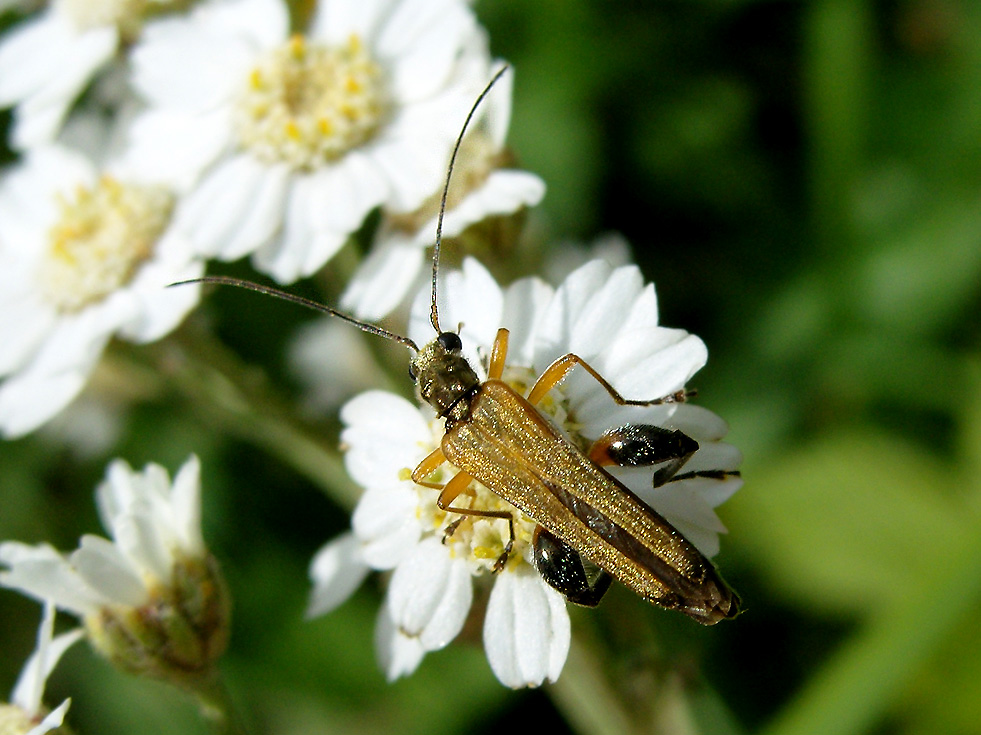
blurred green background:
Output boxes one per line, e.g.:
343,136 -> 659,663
3,1 -> 981,734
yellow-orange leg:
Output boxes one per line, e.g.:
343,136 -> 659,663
410,444 -> 515,571
411,447 -> 449,489
527,352 -> 689,408
488,328 -> 509,380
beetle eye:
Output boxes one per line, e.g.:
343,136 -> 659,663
437,332 -> 462,351
408,363 -> 417,381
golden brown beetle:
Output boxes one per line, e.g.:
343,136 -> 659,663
175,66 -> 740,623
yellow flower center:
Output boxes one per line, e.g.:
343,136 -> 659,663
235,34 -> 387,171
0,704 -> 37,735
40,176 -> 173,312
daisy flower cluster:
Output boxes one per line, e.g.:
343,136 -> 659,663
0,0 -> 542,438
0,0 -> 741,727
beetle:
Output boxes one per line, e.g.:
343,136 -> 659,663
174,66 -> 740,623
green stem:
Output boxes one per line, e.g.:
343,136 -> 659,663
113,323 -> 362,511
178,324 -> 362,510
192,670 -> 251,735
548,628 -> 643,735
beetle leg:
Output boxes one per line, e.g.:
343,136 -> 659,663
435,470 -> 516,572
410,447 -> 448,489
527,353 -> 689,408
533,526 -> 613,607
488,328 -> 510,380
589,424 -> 698,487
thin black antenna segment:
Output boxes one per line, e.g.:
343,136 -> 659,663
430,64 -> 510,334
169,276 -> 419,351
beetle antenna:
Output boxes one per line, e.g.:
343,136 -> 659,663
169,276 -> 419,352
430,64 -> 510,334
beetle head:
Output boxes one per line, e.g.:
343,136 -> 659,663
409,331 -> 480,423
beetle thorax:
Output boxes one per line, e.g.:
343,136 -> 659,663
410,333 -> 480,423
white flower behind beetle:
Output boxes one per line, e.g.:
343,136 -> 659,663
340,54 -> 546,320
0,144 -> 203,438
0,602 -> 83,735
0,456 -> 230,690
0,0 -> 185,148
308,257 -> 743,688
124,0 -> 488,283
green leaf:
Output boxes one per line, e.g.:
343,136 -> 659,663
725,429 -> 971,615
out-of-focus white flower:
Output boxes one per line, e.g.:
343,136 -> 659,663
542,231 -> 633,285
0,144 -> 203,438
39,391 -> 124,458
0,0 -> 183,148
287,317 -> 390,418
341,57 -> 546,320
0,456 -> 230,687
0,602 -> 83,735
308,257 -> 742,688
124,0 -> 489,283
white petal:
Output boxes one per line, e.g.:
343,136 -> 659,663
133,19 -> 255,112
168,454 -> 205,554
0,294 -> 57,378
306,153 -> 388,236
340,237 -> 426,321
176,154 -> 276,259
11,602 -> 83,715
386,537 -> 472,651
419,170 -> 545,245
26,698 -> 73,735
500,276 -> 554,367
0,14 -> 66,103
114,510 -> 172,583
70,535 -> 146,606
483,566 -> 570,688
374,603 -> 426,681
664,403 -> 732,443
0,13 -> 117,147
250,176 -> 321,283
341,392 -> 433,489
0,350 -> 103,439
533,259 -> 614,368
308,0 -> 390,44
368,130 -> 450,213
572,332 -> 707,422
351,486 -> 421,569
115,248 -> 205,344
133,0 -> 286,108
377,0 -> 477,101
0,542 -> 107,615
123,107 -> 232,189
224,164 -> 290,260
306,533 -> 371,618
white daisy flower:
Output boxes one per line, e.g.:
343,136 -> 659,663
340,54 -> 546,321
308,257 -> 742,688
0,455 -> 230,687
124,0 -> 488,283
0,602 -> 83,735
0,0 -> 183,149
0,144 -> 203,438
